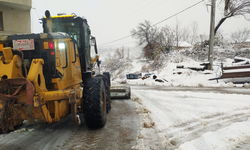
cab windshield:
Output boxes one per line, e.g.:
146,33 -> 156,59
52,21 -> 81,48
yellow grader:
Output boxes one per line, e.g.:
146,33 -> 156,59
0,11 -> 130,133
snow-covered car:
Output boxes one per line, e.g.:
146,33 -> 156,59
144,73 -> 152,77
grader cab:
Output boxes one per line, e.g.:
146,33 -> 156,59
0,11 -> 116,133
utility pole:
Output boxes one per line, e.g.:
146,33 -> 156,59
208,0 -> 216,70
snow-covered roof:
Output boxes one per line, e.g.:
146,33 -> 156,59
246,39 -> 250,42
174,41 -> 192,47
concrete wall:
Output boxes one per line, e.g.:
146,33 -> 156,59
0,0 -> 31,34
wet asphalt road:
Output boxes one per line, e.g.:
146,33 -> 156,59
131,85 -> 250,95
0,100 -> 140,150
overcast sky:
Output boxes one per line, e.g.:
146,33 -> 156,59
31,0 -> 250,48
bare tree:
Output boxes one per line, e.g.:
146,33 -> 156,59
199,33 -> 208,43
158,25 -> 174,53
190,21 -> 199,45
127,48 -> 130,59
131,20 -> 159,51
115,46 -> 125,59
174,19 -> 182,50
181,26 -> 190,43
230,27 -> 250,43
214,29 -> 225,46
215,0 -> 250,35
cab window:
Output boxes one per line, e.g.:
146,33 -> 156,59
0,12 -> 3,31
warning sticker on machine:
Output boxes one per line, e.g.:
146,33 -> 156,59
13,39 -> 35,50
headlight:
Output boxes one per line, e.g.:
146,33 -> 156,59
58,42 -> 66,50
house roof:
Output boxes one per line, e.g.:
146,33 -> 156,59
174,41 -> 192,47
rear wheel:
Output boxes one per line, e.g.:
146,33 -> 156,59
103,72 -> 111,86
102,73 -> 111,113
83,77 -> 107,128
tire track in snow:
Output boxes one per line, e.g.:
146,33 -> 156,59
161,107 -> 250,149
232,138 -> 250,150
132,89 -> 250,150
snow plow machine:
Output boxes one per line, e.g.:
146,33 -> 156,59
0,11 -> 130,133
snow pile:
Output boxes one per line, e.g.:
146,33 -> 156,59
132,96 -> 158,150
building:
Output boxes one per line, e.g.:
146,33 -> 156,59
143,43 -> 163,60
143,44 -> 154,59
0,0 -> 31,35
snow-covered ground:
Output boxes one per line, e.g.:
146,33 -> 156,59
111,57 -> 250,88
109,56 -> 250,149
101,45 -> 250,149
131,87 -> 250,150
103,47 -> 250,149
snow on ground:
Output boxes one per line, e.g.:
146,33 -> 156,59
105,47 -> 250,149
131,88 -> 250,150
111,57 -> 250,88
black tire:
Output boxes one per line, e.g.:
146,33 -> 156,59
83,77 -> 107,128
97,74 -> 111,113
103,73 -> 111,112
103,72 -> 111,86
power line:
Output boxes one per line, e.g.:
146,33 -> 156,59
99,0 -> 204,46
99,41 -> 136,48
99,35 -> 132,46
152,0 -> 204,26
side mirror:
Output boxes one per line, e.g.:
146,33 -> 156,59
90,37 -> 96,46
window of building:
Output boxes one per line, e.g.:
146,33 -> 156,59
0,12 -> 3,31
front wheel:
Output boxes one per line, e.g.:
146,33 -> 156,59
83,77 -> 107,128
100,74 -> 111,113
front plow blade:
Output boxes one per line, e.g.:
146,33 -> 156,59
110,86 -> 131,99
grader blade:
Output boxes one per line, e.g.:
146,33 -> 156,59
110,86 -> 131,99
